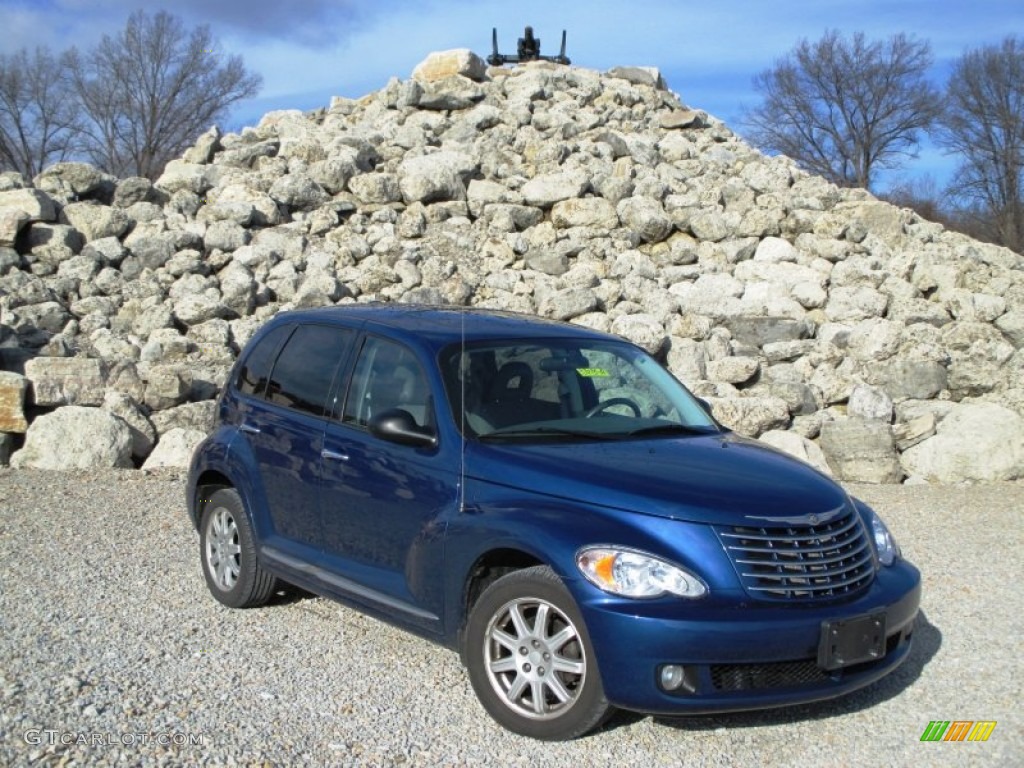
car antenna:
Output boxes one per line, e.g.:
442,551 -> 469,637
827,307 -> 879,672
459,306 -> 467,510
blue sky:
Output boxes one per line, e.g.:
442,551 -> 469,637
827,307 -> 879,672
2,0 -> 1022,191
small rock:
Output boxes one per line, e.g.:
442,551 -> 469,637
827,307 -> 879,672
848,384 -> 893,422
660,109 -> 704,129
892,413 -> 936,451
606,66 -> 665,89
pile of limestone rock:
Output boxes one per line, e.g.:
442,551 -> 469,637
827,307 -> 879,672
1,49 -> 1022,482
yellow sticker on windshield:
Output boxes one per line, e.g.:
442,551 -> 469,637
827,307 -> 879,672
576,367 -> 610,377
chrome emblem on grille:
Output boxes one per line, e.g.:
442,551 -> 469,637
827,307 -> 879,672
745,505 -> 845,526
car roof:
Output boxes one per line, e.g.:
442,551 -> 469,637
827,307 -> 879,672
266,303 -> 617,350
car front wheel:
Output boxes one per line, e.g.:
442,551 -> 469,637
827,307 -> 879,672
464,565 -> 613,740
199,488 -> 277,608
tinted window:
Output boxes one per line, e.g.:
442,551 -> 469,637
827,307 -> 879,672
343,337 -> 433,429
265,325 -> 354,417
236,325 -> 292,397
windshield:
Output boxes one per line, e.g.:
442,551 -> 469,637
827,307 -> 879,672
439,338 -> 720,441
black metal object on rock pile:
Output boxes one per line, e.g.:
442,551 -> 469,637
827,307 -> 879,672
488,25 -> 570,66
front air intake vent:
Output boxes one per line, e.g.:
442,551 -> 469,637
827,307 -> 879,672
717,510 -> 875,601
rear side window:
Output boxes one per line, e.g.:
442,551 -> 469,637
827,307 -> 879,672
264,325 -> 355,417
236,325 -> 292,397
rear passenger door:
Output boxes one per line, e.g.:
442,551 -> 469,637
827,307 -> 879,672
233,323 -> 355,550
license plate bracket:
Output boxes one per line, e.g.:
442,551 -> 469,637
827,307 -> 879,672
818,612 -> 886,671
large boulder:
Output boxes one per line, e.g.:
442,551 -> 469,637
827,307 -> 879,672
412,49 -> 488,83
0,207 -> 30,247
522,171 -> 588,208
24,357 -> 106,406
268,176 -> 329,210
10,406 -> 133,469
900,403 -> 1024,482
33,162 -> 111,198
819,419 -> 902,484
102,391 -> 157,460
60,201 -> 130,241
150,400 -> 217,436
0,188 -> 57,222
0,371 -> 29,433
397,152 -> 475,204
616,197 -> 673,243
706,397 -> 790,437
551,198 -> 619,229
757,430 -> 833,476
142,427 -> 206,469
416,75 -> 485,110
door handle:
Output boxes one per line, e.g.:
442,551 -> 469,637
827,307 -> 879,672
240,422 -> 261,435
321,449 -> 350,461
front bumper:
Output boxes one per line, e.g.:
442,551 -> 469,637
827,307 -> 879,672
580,561 -> 921,714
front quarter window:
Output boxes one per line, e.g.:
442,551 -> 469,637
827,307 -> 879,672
343,337 -> 435,432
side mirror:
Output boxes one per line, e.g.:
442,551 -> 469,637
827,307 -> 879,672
696,398 -> 713,415
368,409 -> 438,448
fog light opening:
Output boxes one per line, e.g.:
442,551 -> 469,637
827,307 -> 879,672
658,664 -> 699,695
659,664 -> 685,691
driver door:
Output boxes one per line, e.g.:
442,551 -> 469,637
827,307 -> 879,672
317,335 -> 458,632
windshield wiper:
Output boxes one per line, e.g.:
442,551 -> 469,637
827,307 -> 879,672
626,423 -> 717,437
478,426 -> 621,441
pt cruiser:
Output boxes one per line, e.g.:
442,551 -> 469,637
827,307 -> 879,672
186,305 -> 921,740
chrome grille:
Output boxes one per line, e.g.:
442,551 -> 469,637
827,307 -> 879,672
717,510 -> 875,600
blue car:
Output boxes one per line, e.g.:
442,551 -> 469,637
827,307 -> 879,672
186,304 -> 921,740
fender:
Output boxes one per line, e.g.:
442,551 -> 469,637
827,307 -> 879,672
439,476 -> 740,646
187,426 -> 271,541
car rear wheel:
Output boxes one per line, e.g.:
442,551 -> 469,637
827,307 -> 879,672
199,488 -> 277,608
464,565 -> 613,740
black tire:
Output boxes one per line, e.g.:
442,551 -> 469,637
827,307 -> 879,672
464,565 -> 613,740
199,488 -> 277,608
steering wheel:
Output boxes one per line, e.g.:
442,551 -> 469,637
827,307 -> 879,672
584,398 -> 642,418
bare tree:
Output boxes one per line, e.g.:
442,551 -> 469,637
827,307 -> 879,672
880,174 -> 950,225
938,36 -> 1024,253
0,47 -> 83,178
65,10 -> 261,179
744,31 -> 940,191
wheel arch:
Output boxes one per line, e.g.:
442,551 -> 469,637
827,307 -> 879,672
458,547 -> 546,655
190,469 -> 235,529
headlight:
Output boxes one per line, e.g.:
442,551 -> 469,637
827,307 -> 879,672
869,513 -> 900,566
576,547 -> 707,598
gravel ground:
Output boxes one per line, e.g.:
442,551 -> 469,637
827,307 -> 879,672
0,469 -> 1020,767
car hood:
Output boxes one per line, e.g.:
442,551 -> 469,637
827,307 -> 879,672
465,433 -> 851,525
